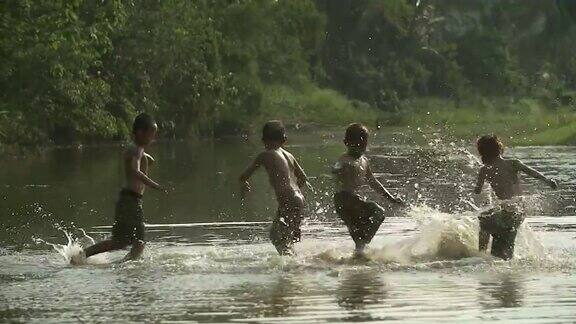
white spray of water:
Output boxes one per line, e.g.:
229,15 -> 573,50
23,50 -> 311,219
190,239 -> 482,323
372,206 -> 483,263
31,207 -> 569,272
377,204 -> 555,267
310,204 -> 552,269
33,227 -> 109,265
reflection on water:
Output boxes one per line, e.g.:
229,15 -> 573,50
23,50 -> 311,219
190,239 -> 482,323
231,275 -> 303,319
337,270 -> 388,322
0,129 -> 575,322
479,274 -> 524,309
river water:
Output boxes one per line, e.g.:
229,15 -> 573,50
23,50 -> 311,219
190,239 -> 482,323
1,129 -> 575,323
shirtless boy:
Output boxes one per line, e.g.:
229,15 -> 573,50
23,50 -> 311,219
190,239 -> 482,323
239,120 -> 308,255
474,135 -> 557,260
333,123 -> 404,257
72,113 -> 166,264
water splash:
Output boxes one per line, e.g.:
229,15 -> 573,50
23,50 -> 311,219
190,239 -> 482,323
373,206 -> 483,263
33,227 -> 108,265
29,207 -> 573,273
310,204 -> 564,271
370,204 -> 568,269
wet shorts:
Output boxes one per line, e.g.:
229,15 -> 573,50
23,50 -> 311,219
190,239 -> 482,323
270,204 -> 304,255
111,189 -> 145,245
479,207 -> 525,260
334,191 -> 386,246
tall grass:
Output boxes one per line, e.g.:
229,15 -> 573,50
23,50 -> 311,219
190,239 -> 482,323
388,97 -> 576,145
254,89 -> 576,146
260,84 -> 379,127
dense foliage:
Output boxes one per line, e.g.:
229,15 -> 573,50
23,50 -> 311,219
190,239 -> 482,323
319,0 -> 576,109
1,0 -> 576,144
0,0 -> 324,144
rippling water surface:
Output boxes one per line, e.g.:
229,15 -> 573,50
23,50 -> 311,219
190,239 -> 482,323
1,129 -> 575,322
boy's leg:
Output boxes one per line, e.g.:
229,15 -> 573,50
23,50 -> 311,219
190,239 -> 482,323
501,231 -> 518,260
270,209 -> 302,255
122,240 -> 145,262
85,240 -> 127,258
361,201 -> 386,245
341,212 -> 364,250
85,211 -> 143,261
334,192 -> 366,251
490,234 -> 505,259
270,221 -> 291,255
83,191 -> 131,259
351,202 -> 385,259
491,230 -> 517,260
348,202 -> 384,251
353,243 -> 368,259
121,219 -> 146,261
75,209 -> 130,263
478,210 -> 498,253
489,210 -> 522,260
478,217 -> 491,252
270,213 -> 289,255
478,229 -> 490,252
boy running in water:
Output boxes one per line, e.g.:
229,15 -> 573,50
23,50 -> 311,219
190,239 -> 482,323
72,113 -> 166,264
333,123 -> 404,258
474,135 -> 557,260
239,120 -> 308,255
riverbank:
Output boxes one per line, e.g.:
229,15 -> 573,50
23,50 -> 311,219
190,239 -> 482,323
380,97 -> 576,146
256,94 -> 576,146
1,92 -> 574,148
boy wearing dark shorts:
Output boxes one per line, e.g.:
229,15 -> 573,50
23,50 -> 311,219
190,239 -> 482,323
239,121 -> 309,255
112,189 -> 145,246
474,135 -> 557,260
333,124 -> 404,258
71,113 -> 166,264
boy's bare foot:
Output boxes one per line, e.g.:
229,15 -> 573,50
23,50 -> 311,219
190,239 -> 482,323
392,197 -> 405,205
277,245 -> 296,256
548,179 -> 558,190
70,250 -> 87,266
352,246 -> 370,261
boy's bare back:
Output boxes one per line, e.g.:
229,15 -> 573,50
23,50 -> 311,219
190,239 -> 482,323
242,147 -> 306,206
333,152 -> 401,204
475,157 -> 557,200
475,135 -> 557,201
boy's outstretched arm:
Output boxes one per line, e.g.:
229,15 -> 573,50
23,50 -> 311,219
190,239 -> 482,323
239,153 -> 263,198
366,163 -> 403,204
128,150 -> 164,191
514,160 -> 558,189
474,168 -> 486,195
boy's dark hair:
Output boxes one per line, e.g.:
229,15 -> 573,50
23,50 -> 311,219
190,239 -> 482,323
345,123 -> 369,143
133,113 -> 156,134
262,120 -> 286,142
477,134 -> 503,164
